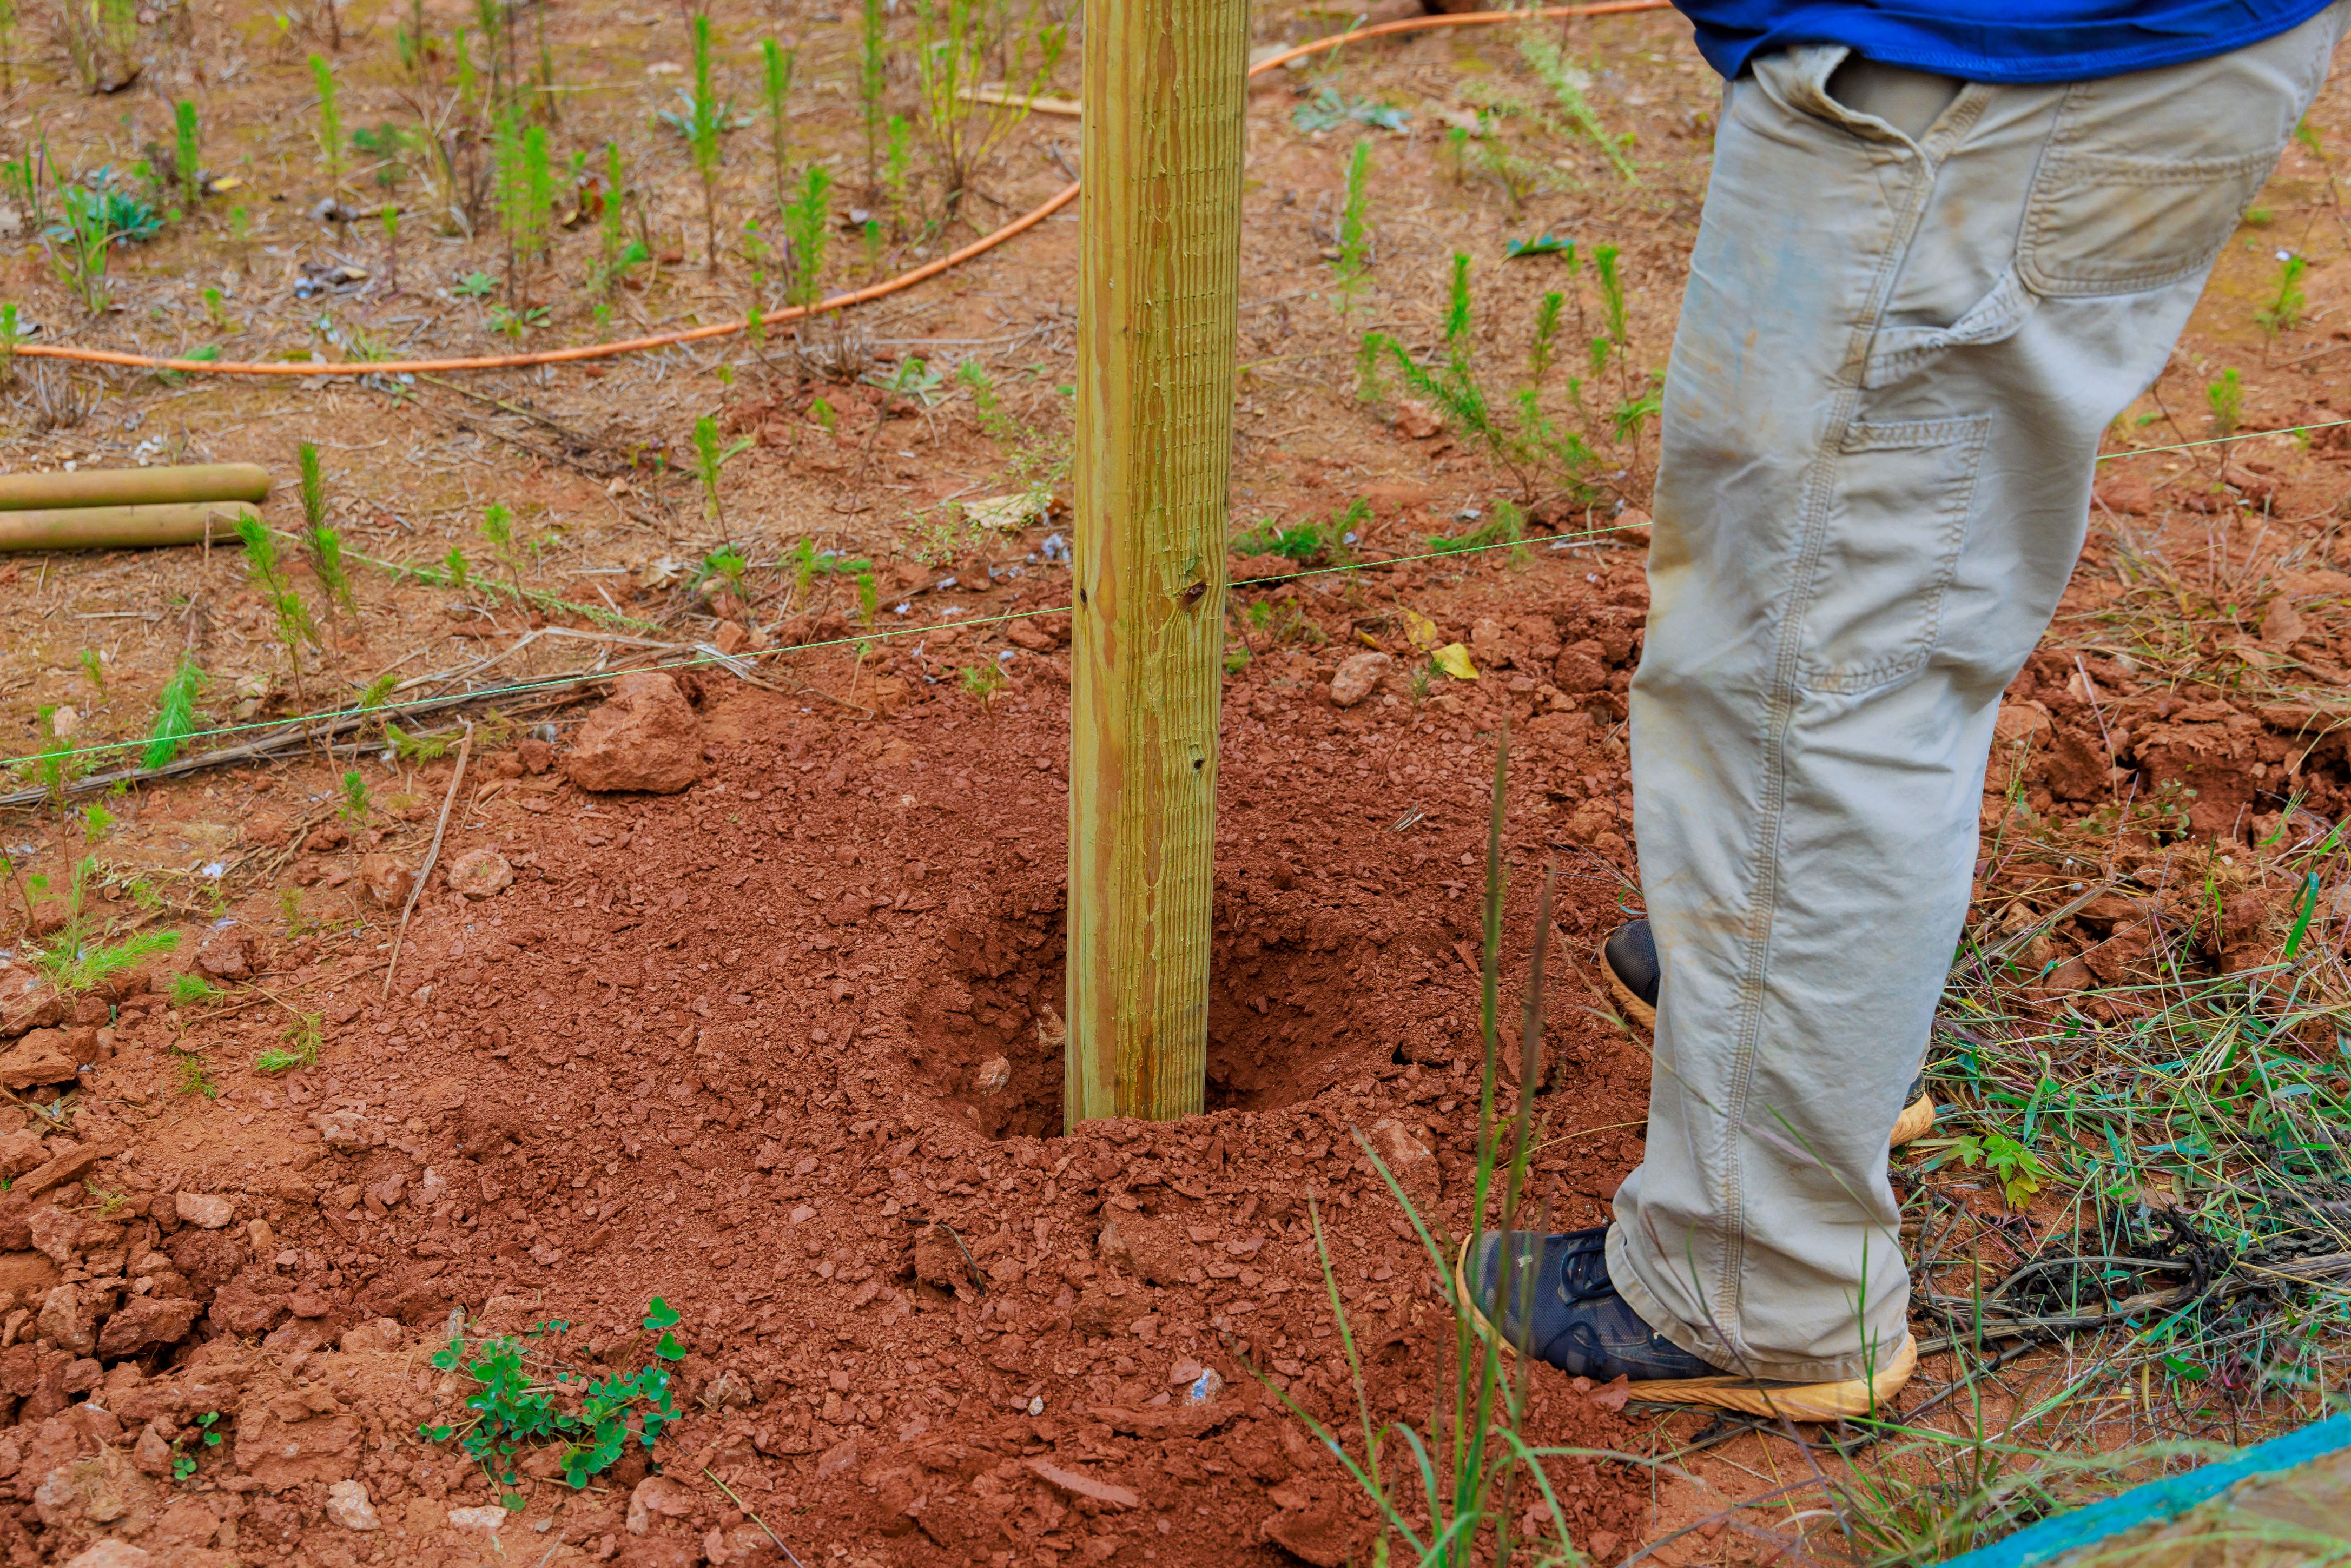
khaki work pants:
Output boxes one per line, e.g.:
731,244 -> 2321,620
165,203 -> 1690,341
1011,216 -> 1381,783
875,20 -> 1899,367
1609,7 -> 2349,1382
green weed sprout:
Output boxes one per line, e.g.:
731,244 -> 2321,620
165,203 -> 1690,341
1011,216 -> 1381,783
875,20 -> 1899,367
236,513 -> 316,699
782,163 -> 831,310
418,1297 -> 680,1491
340,769 -> 369,822
697,551 -> 750,617
959,661 -> 1005,704
691,414 -> 753,537
2208,367 -> 2244,434
142,657 -> 204,769
2256,253 -> 2307,337
0,301 -> 20,381
1331,140 -> 1371,317
170,972 -> 219,1008
45,184 -> 116,314
173,100 -> 201,210
808,393 -> 836,435
761,38 -> 795,217
311,54 -> 344,189
200,286 -> 227,329
256,1011 -> 322,1074
298,441 -> 357,622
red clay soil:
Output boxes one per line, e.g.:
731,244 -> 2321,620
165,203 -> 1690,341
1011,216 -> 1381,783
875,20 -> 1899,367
0,545 -> 1667,1567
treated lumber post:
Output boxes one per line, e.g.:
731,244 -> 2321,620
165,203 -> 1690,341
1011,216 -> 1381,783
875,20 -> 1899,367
1065,0 -> 1248,1125
0,464 -> 270,512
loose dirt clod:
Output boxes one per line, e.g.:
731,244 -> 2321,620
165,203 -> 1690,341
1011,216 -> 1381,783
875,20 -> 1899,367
565,672 -> 708,793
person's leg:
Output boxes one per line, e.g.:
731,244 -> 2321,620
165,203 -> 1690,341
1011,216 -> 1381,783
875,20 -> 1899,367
1607,9 -> 2346,1382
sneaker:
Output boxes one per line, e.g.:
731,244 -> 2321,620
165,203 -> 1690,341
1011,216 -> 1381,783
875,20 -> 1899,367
1455,1227 -> 1916,1421
1602,918 -> 1937,1147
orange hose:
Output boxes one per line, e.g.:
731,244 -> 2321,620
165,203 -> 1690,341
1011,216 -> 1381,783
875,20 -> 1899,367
17,0 -> 1669,380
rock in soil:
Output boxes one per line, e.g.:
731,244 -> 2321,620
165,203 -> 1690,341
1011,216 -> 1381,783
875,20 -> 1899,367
1330,651 -> 1393,707
565,671 -> 706,793
446,846 -> 514,898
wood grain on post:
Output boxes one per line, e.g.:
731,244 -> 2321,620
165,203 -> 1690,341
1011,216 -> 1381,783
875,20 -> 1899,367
0,502 -> 257,553
1065,0 -> 1247,1125
0,464 -> 270,512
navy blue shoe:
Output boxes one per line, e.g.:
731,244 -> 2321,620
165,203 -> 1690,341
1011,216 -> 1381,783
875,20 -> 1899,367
1454,1227 -> 1916,1420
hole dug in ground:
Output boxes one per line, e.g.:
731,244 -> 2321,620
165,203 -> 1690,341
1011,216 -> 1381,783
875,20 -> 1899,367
909,894 -> 1470,1134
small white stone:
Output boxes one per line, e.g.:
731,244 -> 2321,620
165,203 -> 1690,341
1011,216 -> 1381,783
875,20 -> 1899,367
174,1193 -> 234,1229
325,1479 -> 380,1531
446,1505 -> 509,1533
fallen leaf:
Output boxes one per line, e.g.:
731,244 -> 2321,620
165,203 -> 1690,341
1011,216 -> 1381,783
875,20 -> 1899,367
1401,607 -> 1442,653
1431,642 -> 1478,680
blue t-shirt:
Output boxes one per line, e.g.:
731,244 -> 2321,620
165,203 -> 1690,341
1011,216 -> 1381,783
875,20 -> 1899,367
1675,0 -> 2335,82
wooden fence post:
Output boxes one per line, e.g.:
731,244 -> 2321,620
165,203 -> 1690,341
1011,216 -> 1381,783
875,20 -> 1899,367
1064,0 -> 1249,1125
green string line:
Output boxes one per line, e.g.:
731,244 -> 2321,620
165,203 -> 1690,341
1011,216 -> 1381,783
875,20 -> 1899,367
2,409 -> 2327,784
0,522 -> 1615,779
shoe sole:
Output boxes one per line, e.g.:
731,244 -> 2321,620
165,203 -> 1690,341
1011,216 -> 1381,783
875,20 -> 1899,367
1454,1239 -> 1918,1423
1598,938 -> 1938,1149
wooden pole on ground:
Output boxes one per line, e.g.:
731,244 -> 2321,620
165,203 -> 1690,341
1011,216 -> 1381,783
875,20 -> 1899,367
1065,0 -> 1249,1125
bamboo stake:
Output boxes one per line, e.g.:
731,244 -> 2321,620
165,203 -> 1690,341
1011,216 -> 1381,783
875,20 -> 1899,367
1065,0 -> 1247,1125
382,723 -> 473,1001
0,464 -> 270,512
0,502 -> 255,552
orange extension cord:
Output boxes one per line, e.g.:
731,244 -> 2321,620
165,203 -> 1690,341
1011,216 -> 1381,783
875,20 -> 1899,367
15,1 -> 1670,379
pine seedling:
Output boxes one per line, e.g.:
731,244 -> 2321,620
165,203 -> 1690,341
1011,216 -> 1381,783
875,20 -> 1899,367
454,21 -> 478,121
0,301 -> 19,382
296,442 -> 357,621
173,100 -> 201,209
761,38 -> 795,216
593,142 -> 648,296
2209,367 -> 2244,434
444,546 -> 472,592
1330,139 -> 1371,317
142,657 -> 203,769
1529,290 -> 1562,380
396,0 -> 426,74
480,500 -> 526,599
256,1011 -> 322,1074
882,113 -> 912,234
523,122 -> 552,262
0,0 -> 16,92
2257,253 -> 2307,336
859,0 -> 886,196
380,204 -> 400,293
78,648 -> 103,696
782,162 -> 831,310
492,108 -> 530,297
691,413 -> 753,540
311,55 -> 344,189
340,769 -> 369,821
687,10 -> 723,270
169,972 -> 219,1008
236,514 -> 316,699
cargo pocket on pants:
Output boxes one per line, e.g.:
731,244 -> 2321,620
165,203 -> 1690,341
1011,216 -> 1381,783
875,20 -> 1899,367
1794,415 -> 1991,696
